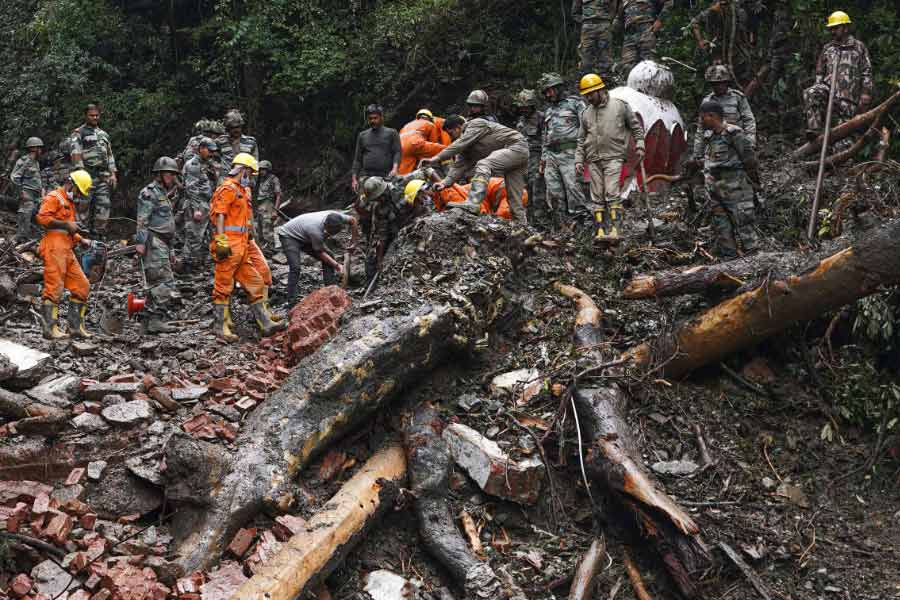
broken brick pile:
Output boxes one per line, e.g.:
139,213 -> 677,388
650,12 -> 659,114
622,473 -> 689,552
267,285 -> 352,367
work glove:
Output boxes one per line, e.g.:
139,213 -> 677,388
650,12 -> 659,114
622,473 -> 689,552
575,163 -> 584,178
214,234 -> 232,261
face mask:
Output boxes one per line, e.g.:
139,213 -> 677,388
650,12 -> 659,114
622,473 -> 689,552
66,190 -> 74,200
240,174 -> 250,187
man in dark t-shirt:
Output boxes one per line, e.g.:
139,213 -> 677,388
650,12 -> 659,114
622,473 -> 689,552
351,104 -> 401,193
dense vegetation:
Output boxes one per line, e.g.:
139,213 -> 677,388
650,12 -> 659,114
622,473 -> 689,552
1,0 -> 897,201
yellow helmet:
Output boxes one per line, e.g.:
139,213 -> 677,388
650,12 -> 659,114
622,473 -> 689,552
69,170 -> 93,196
404,179 -> 427,205
416,108 -> 434,120
579,73 -> 606,95
232,152 -> 259,173
826,11 -> 851,27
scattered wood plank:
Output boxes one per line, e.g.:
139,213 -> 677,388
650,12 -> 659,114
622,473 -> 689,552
717,541 -> 772,600
568,537 -> 606,600
623,550 -> 653,600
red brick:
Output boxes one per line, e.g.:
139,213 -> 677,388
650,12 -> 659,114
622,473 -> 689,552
235,397 -> 257,411
43,511 -> 73,544
90,589 -> 112,600
65,551 -> 90,573
85,538 -> 106,561
65,467 -> 86,486
217,422 -> 237,442
178,594 -> 201,600
10,573 -> 32,597
175,572 -> 204,595
84,401 -> 102,415
117,513 -> 140,524
193,425 -> 218,440
68,591 -> 91,600
209,378 -> 239,392
142,374 -> 161,390
226,527 -> 256,558
245,374 -> 272,392
182,414 -> 209,433
80,513 -> 97,530
73,403 -> 87,415
7,502 -> 28,533
271,515 -> 307,542
108,374 -> 139,384
245,530 -> 283,574
84,573 -> 102,591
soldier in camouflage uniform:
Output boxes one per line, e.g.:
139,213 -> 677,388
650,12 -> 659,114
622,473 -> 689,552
357,169 -> 432,281
216,109 -> 259,168
802,11 -> 872,145
690,0 -> 762,86
514,90 -> 547,224
693,100 -> 761,258
618,0 -> 671,78
539,73 -> 587,217
69,104 -> 117,237
180,119 -> 226,167
135,157 -> 181,334
744,0 -> 793,97
693,64 -> 757,160
10,137 -> 45,243
181,138 -> 218,273
41,151 -> 68,191
254,160 -> 282,251
573,0 -> 615,78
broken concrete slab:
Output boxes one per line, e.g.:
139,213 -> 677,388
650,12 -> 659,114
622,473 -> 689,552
83,464 -> 163,518
0,353 -> 16,383
26,374 -> 82,409
31,559 -> 78,598
83,381 -> 144,403
100,399 -> 153,425
125,454 -> 164,486
72,413 -> 110,433
363,570 -> 419,600
87,461 -> 108,481
171,386 -> 208,402
0,480 -> 53,504
0,339 -> 51,389
201,561 -> 247,600
442,423 -> 544,505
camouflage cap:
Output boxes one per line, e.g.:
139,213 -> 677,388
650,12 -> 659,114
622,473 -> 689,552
258,160 -> 272,170
514,89 -> 538,107
704,64 -> 732,83
539,73 -> 565,91
223,109 -> 244,128
199,137 -> 218,151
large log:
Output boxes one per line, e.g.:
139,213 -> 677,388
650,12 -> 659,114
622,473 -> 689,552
404,404 -> 503,599
230,444 -> 407,600
623,218 -> 900,379
168,212 -> 524,572
791,88 -> 900,158
556,284 -> 711,598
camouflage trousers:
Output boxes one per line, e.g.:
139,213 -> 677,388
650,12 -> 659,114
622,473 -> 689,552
526,149 -> 549,224
621,21 -> 657,79
144,236 -> 179,316
544,148 -> 586,215
579,19 -> 614,78
802,84 -> 858,151
255,201 -> 279,250
16,188 -> 40,242
183,208 -> 210,268
75,173 -> 111,237
705,169 -> 758,258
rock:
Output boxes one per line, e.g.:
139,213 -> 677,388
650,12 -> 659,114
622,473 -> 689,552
741,356 -> 776,384
15,282 -> 41,298
83,382 -> 144,402
83,464 -> 163,517
775,482 -> 810,508
0,339 -> 50,389
456,393 -> 484,412
126,454 -> 164,486
10,573 -> 33,597
101,400 -> 153,425
101,394 -> 126,408
490,368 -> 540,397
142,556 -> 184,587
51,484 -> 84,504
0,354 -> 16,383
171,386 -> 208,402
207,404 -> 241,423
363,570 -> 419,600
442,423 -> 544,505
31,559 -> 77,598
72,413 -> 110,433
761,476 -> 777,490
201,561 -> 247,600
87,461 -> 108,481
271,514 -> 307,542
71,341 -> 98,356
650,460 -> 700,476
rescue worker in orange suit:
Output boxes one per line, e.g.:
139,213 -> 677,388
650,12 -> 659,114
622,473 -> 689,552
398,109 -> 447,175
246,237 -> 282,323
433,177 -> 528,220
36,170 -> 96,340
209,152 -> 286,342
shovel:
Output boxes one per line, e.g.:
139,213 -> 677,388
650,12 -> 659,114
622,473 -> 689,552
637,159 -> 655,242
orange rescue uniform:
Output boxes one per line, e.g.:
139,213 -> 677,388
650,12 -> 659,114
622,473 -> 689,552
209,178 -> 265,304
246,239 -> 272,286
434,177 -> 528,220
398,119 -> 447,175
36,188 -> 90,303
431,117 -> 453,146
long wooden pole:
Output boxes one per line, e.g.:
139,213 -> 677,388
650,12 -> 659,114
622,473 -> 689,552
807,60 -> 839,241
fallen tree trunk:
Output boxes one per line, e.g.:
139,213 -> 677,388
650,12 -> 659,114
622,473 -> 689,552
792,88 -> 900,158
230,444 -> 406,600
404,404 -> 502,599
168,213 -> 524,572
556,283 -> 711,598
623,218 -> 900,379
801,120 -> 884,170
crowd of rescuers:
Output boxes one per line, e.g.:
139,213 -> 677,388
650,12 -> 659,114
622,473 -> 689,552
8,9 -> 874,340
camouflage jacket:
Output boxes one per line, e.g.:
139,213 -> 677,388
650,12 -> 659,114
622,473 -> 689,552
542,96 -> 586,159
693,88 -> 756,157
255,173 -> 281,204
41,165 -> 67,190
180,135 -> 205,165
182,155 -> 215,211
432,120 -> 527,187
700,124 -> 757,175
358,170 -> 430,241
815,35 -> 874,105
572,0 -> 616,22
690,2 -> 758,62
216,134 -> 259,168
621,0 -> 672,28
10,155 -> 43,193
516,110 -> 545,153
135,180 -> 177,245
70,124 -> 116,174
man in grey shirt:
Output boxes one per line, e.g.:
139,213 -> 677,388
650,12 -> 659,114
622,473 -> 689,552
351,104 -> 401,193
276,210 -> 359,303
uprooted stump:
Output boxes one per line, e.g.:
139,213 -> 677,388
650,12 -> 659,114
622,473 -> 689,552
623,218 -> 900,379
556,283 -> 711,598
167,212 -> 529,572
